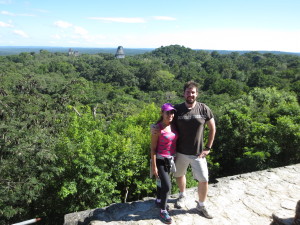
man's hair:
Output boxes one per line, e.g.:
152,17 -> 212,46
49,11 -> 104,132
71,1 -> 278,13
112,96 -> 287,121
184,80 -> 199,93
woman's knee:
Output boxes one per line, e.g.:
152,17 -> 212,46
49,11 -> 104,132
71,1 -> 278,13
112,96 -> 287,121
161,179 -> 171,193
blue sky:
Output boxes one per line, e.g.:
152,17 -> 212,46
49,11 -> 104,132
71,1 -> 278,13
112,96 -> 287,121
0,0 -> 300,52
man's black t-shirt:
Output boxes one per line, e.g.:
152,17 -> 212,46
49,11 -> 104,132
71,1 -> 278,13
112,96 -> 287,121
174,102 -> 214,155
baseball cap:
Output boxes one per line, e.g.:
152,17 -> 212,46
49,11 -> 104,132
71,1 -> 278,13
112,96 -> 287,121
161,103 -> 176,112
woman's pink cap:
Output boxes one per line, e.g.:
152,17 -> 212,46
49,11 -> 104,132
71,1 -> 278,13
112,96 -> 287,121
161,103 -> 176,111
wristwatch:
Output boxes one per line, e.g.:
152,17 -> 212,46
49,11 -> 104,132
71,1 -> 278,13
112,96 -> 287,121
204,146 -> 212,150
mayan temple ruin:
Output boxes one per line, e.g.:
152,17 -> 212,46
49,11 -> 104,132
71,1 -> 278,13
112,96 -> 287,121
115,46 -> 125,58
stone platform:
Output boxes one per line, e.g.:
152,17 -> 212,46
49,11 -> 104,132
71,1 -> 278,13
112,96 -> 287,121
64,164 -> 300,225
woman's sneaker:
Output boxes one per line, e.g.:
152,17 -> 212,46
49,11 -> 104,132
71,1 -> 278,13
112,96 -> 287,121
160,210 -> 172,224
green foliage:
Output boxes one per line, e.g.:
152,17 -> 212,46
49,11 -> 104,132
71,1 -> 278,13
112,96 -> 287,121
54,108 -> 119,211
211,79 -> 247,95
214,87 -> 300,175
51,103 -> 159,216
1,46 -> 300,224
275,116 -> 300,164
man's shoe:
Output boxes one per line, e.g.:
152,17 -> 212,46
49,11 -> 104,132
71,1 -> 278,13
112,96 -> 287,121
160,210 -> 172,224
175,194 -> 186,209
196,204 -> 213,219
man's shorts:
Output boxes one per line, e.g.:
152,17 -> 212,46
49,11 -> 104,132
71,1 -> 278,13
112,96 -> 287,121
174,152 -> 209,182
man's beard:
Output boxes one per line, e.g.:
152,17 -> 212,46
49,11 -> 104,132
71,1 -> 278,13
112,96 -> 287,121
185,97 -> 195,104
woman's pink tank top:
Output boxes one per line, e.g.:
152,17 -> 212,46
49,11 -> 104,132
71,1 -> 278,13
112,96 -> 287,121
156,122 -> 178,157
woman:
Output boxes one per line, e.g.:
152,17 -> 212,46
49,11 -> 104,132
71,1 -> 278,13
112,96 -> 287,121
150,103 -> 178,224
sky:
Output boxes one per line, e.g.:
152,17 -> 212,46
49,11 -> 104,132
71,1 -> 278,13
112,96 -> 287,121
0,0 -> 300,52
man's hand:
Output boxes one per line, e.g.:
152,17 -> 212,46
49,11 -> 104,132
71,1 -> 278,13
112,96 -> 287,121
199,150 -> 210,158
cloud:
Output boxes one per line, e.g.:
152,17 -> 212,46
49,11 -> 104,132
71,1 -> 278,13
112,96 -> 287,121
0,0 -> 12,4
88,16 -> 177,23
51,34 -> 62,40
1,10 -> 15,16
0,21 -> 13,27
53,20 -> 92,42
1,10 -> 35,17
13,30 -> 29,38
19,13 -> 35,17
88,17 -> 146,23
153,16 -> 176,21
54,20 -> 73,28
54,20 -> 88,36
134,28 -> 300,52
32,8 -> 49,13
73,26 -> 88,35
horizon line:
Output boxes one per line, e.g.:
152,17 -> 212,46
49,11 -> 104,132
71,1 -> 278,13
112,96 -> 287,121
0,46 -> 299,54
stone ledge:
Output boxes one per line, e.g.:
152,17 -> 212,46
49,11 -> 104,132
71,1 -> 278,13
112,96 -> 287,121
64,164 -> 300,225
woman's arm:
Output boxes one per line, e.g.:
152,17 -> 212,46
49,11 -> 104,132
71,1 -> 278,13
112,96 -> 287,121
150,124 -> 159,178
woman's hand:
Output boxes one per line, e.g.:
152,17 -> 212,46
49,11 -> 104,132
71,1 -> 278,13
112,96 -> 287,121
152,166 -> 159,179
150,124 -> 160,136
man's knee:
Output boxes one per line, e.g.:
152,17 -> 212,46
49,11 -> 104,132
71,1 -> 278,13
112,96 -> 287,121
194,172 -> 209,182
175,175 -> 184,182
198,181 -> 208,185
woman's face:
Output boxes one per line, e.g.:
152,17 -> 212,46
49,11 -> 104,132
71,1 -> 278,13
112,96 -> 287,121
162,110 -> 175,123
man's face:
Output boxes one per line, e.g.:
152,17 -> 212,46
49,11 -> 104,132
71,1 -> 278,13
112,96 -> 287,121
184,87 -> 198,104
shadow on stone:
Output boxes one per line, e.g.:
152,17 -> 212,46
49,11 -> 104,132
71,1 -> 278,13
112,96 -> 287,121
270,200 -> 300,225
270,214 -> 294,225
76,198 -> 200,225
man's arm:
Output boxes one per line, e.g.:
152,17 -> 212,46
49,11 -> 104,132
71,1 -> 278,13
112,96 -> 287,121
200,118 -> 216,158
206,118 -> 216,149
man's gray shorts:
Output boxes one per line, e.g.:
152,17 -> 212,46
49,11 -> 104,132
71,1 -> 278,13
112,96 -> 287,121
174,152 -> 209,182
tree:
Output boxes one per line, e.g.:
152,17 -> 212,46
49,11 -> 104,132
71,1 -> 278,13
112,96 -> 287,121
211,79 -> 246,96
52,103 -> 159,216
213,87 -> 300,176
149,70 -> 175,91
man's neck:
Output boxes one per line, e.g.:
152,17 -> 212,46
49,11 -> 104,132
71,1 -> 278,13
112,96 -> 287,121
185,101 -> 197,109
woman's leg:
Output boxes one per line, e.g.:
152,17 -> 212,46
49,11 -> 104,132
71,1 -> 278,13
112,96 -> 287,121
156,182 -> 161,200
156,159 -> 172,210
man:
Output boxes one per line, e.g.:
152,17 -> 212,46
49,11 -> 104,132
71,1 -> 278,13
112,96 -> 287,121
173,80 -> 216,219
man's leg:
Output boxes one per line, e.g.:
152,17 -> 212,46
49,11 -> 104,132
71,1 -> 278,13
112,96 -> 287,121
191,157 -> 208,202
196,182 -> 213,219
174,153 -> 189,194
176,175 -> 186,193
175,175 -> 187,208
191,158 -> 213,219
198,181 -> 208,202
174,153 -> 190,209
